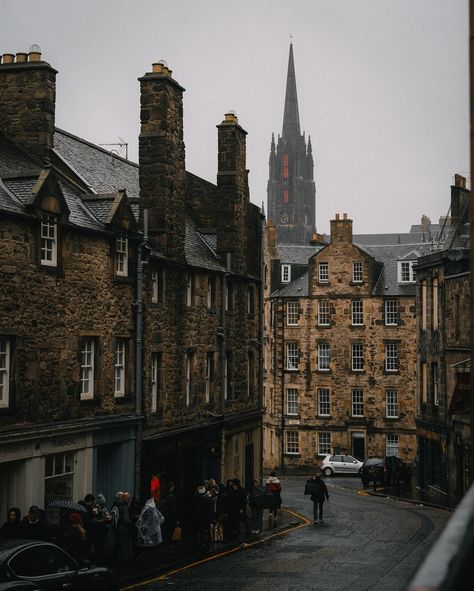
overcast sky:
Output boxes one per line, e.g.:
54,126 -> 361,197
1,0 -> 469,235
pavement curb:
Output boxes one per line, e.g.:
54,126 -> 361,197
118,509 -> 305,589
365,490 -> 454,511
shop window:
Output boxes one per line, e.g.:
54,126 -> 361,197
44,452 -> 74,503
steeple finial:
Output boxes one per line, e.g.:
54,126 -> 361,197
282,42 -> 301,138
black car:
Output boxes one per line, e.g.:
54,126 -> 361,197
0,540 -> 117,591
360,456 -> 411,487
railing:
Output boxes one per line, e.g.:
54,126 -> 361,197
407,483 -> 474,590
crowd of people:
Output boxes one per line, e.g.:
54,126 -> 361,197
0,473 -> 284,567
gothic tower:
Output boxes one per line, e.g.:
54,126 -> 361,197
267,43 -> 316,245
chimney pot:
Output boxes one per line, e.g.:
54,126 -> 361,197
335,213 -> 340,220
16,53 -> 28,63
454,174 -> 466,189
224,110 -> 238,123
2,53 -> 15,64
152,60 -> 171,76
343,212 -> 348,220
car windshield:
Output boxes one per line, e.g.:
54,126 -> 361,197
364,458 -> 383,466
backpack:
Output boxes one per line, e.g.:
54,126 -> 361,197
304,480 -> 321,496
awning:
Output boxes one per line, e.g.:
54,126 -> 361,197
448,372 -> 471,415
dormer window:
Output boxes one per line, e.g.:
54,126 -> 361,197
281,264 -> 291,283
116,235 -> 128,277
40,213 -> 58,267
398,261 -> 416,283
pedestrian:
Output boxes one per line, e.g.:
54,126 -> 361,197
265,471 -> 282,518
20,506 -> 44,539
248,479 -> 265,534
227,479 -> 246,533
194,484 -> 213,545
0,507 -> 22,539
305,472 -> 329,524
111,491 -> 134,564
136,496 -> 165,548
61,513 -> 93,565
159,483 -> 179,547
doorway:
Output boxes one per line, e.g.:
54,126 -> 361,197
351,432 -> 365,461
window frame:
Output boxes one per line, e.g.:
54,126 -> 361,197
0,336 -> 11,408
318,262 -> 329,283
351,343 -> 364,371
80,337 -> 95,401
317,300 -> 330,326
186,274 -> 194,307
386,433 -> 399,457
286,388 -> 299,416
151,267 -> 165,304
286,342 -> 299,371
398,260 -> 416,283
285,431 -> 300,455
115,234 -> 128,277
114,338 -> 126,397
352,389 -> 364,417
207,276 -> 216,309
318,388 -> 330,416
151,352 -> 164,412
385,299 -> 398,326
281,264 -> 291,283
385,343 -> 399,372
386,389 -> 399,418
351,300 -> 364,326
205,352 -> 214,403
40,213 -> 58,267
286,301 -> 299,326
317,342 -> 330,371
317,432 -> 331,456
352,261 -> 363,283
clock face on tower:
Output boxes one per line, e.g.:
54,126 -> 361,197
280,213 -> 289,224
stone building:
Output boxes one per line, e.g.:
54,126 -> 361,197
0,48 -> 262,517
415,174 -> 471,504
267,44 -> 316,245
263,213 -> 432,471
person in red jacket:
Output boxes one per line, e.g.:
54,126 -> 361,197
265,471 -> 282,519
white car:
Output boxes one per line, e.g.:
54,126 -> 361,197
319,454 -> 363,476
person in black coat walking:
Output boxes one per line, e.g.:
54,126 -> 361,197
305,472 -> 329,524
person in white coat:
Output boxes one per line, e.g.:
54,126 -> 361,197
136,497 -> 165,548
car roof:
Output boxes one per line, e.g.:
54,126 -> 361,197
0,539 -> 52,561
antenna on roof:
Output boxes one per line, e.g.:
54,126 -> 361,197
99,137 -> 128,160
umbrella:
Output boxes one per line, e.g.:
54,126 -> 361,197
47,499 -> 88,513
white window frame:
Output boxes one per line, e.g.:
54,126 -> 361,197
0,337 -> 11,408
40,213 -> 58,267
317,343 -> 330,371
351,343 -> 364,371
385,343 -> 399,372
386,389 -> 399,418
351,300 -> 363,325
432,277 -> 439,330
281,264 -> 291,283
80,338 -> 95,401
285,431 -> 300,455
151,268 -> 165,304
317,300 -> 330,326
286,343 -> 299,371
352,261 -> 363,283
116,235 -> 128,277
318,262 -> 329,283
286,388 -> 298,416
317,432 -> 331,456
185,353 -> 192,406
186,274 -> 193,307
114,339 -> 126,397
386,434 -> 399,457
352,389 -> 364,417
421,281 -> 427,330
318,388 -> 330,416
286,301 -> 299,326
205,352 -> 213,403
151,352 -> 163,412
398,260 -> 416,283
385,300 -> 398,326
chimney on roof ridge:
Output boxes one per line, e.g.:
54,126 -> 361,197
0,45 -> 56,163
330,212 -> 353,243
335,213 -> 340,220
454,174 -> 466,189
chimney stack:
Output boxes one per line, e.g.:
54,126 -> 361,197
0,45 -> 56,163
330,212 -> 353,243
216,110 -> 249,273
451,174 -> 470,227
138,60 -> 186,261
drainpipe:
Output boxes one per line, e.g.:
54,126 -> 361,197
280,297 -> 285,472
134,209 -> 148,499
258,212 -> 265,483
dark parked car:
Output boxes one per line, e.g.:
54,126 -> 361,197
0,540 -> 117,591
0,582 -> 41,590
360,456 -> 411,487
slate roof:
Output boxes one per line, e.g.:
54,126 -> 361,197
54,129 -> 139,199
272,271 -> 309,297
185,218 -> 225,272
353,232 -> 438,246
276,245 -> 322,264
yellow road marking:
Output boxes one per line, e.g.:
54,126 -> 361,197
120,508 -> 310,590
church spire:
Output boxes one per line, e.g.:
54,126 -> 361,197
282,43 -> 300,138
